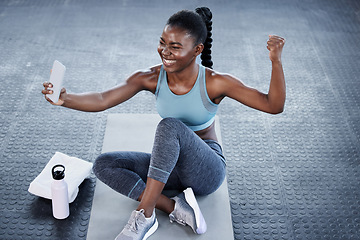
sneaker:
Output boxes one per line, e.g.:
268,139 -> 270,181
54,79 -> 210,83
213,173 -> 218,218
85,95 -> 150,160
115,209 -> 158,240
169,188 -> 207,234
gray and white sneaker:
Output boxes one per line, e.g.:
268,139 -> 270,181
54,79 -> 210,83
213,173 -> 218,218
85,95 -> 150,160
115,209 -> 158,240
169,188 -> 207,234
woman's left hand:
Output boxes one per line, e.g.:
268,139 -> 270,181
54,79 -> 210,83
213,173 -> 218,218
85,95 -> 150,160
267,35 -> 285,63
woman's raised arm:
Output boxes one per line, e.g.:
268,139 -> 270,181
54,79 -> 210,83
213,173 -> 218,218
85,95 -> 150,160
210,35 -> 286,114
42,66 -> 159,112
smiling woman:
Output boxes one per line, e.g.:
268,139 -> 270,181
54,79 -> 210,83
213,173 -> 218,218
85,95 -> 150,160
158,8 -> 213,73
158,25 -> 201,73
42,6 -> 285,240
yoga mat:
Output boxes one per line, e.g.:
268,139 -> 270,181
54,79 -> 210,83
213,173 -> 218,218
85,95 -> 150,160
87,114 -> 234,240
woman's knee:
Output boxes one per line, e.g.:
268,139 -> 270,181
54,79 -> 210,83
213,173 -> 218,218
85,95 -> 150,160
93,152 -> 113,176
157,117 -> 185,133
159,117 -> 182,127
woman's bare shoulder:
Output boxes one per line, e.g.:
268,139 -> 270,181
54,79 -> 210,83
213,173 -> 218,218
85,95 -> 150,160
127,64 -> 162,93
204,66 -> 246,104
205,67 -> 242,83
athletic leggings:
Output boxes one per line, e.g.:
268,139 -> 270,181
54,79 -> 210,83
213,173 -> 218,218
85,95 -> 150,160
93,117 -> 226,200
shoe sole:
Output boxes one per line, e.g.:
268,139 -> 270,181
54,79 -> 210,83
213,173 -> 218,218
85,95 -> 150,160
183,188 -> 207,234
143,218 -> 158,240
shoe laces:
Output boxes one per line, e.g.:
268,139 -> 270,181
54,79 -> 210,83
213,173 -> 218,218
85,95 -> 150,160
175,213 -> 187,226
171,196 -> 192,226
126,210 -> 145,233
170,209 -> 187,226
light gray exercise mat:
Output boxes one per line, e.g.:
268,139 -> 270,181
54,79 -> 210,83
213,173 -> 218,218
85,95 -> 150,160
87,114 -> 234,240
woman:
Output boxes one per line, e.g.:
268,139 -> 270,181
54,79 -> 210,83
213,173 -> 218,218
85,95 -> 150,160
42,7 -> 285,240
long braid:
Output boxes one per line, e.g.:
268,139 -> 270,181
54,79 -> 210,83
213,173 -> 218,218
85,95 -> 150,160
196,7 -> 213,69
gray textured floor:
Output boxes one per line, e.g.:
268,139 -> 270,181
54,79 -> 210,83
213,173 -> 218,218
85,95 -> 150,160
0,0 -> 360,239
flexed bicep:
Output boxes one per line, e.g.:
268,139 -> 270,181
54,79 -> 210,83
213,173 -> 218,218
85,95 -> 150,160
222,75 -> 272,113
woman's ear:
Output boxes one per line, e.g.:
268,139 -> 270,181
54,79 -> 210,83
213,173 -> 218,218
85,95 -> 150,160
195,43 -> 204,56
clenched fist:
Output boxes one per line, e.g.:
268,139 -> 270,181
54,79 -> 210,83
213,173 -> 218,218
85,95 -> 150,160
267,35 -> 285,63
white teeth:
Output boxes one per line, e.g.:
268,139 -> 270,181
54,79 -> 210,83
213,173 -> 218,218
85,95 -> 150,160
163,59 -> 176,65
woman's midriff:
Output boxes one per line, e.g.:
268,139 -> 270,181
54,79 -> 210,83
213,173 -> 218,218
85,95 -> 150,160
195,121 -> 218,141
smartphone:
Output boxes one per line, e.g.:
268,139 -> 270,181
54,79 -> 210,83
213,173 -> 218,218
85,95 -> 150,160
46,60 -> 66,103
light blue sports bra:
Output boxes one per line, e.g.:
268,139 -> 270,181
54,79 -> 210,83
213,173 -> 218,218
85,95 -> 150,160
155,65 -> 218,131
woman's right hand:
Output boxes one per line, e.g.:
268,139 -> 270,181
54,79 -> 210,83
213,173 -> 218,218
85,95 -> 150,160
42,82 -> 67,106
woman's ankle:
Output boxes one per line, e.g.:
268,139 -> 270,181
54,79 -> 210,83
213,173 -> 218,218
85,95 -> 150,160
136,206 -> 154,218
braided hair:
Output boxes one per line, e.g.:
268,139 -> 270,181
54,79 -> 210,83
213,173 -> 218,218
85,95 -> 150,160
166,7 -> 213,69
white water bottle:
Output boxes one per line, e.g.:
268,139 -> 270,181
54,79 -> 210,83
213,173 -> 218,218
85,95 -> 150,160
51,164 -> 70,219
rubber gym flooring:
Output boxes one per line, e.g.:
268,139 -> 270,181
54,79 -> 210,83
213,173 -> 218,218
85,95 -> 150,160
0,0 -> 359,239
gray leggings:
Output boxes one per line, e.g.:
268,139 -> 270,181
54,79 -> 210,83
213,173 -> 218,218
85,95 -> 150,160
93,117 -> 226,200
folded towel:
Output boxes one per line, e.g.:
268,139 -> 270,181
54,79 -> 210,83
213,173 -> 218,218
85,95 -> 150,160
28,152 -> 93,203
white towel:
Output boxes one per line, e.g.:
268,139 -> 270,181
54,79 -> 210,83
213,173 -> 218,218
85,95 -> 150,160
28,152 -> 93,203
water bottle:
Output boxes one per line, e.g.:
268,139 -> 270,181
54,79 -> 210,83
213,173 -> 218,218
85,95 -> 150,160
51,164 -> 69,219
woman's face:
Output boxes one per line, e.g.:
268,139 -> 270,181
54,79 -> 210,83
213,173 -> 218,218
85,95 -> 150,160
158,25 -> 203,73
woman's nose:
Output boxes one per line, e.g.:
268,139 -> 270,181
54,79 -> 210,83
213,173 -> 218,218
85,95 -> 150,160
162,46 -> 171,56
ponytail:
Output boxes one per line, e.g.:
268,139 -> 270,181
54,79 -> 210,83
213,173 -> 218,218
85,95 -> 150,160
196,7 -> 213,69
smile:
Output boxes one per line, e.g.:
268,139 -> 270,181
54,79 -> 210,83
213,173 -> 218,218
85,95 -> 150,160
163,58 -> 176,65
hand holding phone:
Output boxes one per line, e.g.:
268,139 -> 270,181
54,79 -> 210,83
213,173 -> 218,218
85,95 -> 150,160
46,60 -> 66,103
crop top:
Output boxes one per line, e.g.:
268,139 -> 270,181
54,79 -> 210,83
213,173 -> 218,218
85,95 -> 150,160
155,65 -> 218,131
